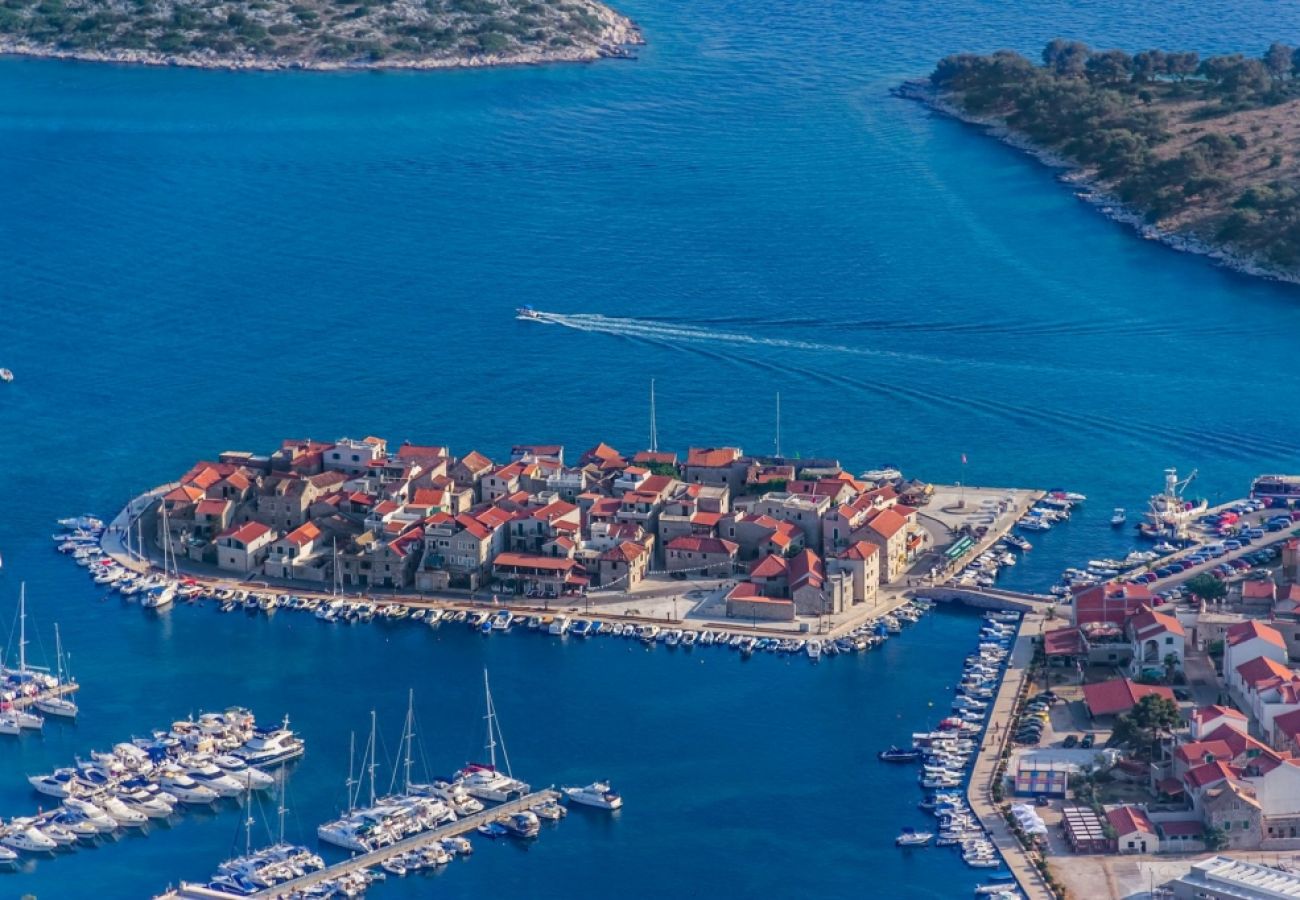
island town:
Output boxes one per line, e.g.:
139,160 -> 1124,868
35,432 -> 1300,900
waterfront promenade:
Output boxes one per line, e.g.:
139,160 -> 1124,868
968,610 -> 1053,900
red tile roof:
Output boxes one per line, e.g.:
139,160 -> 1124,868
838,540 -> 879,562
1073,581 -> 1154,627
1106,806 -> 1155,838
397,443 -> 448,461
632,450 -> 677,466
1130,609 -> 1185,639
1243,580 -> 1278,600
165,485 -> 204,503
599,541 -> 647,564
1174,740 -> 1233,767
1226,619 -> 1286,650
1183,760 -> 1236,790
1043,627 -> 1086,656
667,536 -> 738,556
195,498 -> 230,517
1236,655 -> 1294,690
866,507 -> 907,540
454,514 -> 490,541
686,447 -> 741,468
1157,819 -> 1201,836
284,522 -> 321,546
789,549 -> 824,591
1191,705 -> 1246,726
456,451 -> 494,474
1082,678 -> 1175,717
493,552 -> 575,572
726,581 -> 761,600
749,555 -> 789,579
1272,708 -> 1300,741
221,521 -> 273,545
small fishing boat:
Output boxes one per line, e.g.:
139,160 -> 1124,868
878,746 -> 923,763
895,827 -> 933,847
1110,507 -> 1126,527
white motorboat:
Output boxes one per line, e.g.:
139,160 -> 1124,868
548,615 -> 570,635
159,770 -> 219,804
37,821 -> 78,848
1,823 -> 58,853
212,754 -> 275,789
98,796 -> 148,827
141,582 -> 176,609
0,846 -> 15,866
895,828 -> 933,847
561,781 -> 622,810
118,787 -> 175,818
806,640 -> 821,660
232,717 -> 305,767
59,798 -> 116,833
185,761 -> 247,797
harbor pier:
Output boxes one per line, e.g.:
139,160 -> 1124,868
165,789 -> 562,900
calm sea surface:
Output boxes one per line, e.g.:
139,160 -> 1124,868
2,0 -> 1299,895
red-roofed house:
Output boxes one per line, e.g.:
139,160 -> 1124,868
665,536 -> 738,576
1233,655 -> 1294,703
861,507 -> 911,583
1072,582 -> 1153,627
1225,621 -> 1289,698
725,581 -> 795,622
1082,678 -> 1176,718
597,541 -> 649,590
492,552 -> 585,597
193,498 -> 234,540
265,522 -> 326,581
748,554 -> 790,596
324,437 -> 385,475
1172,740 -> 1235,779
1243,579 -> 1279,608
1107,806 -> 1157,854
216,521 -> 276,574
683,447 -> 748,492
828,541 -> 880,608
1128,608 -> 1185,677
1190,705 -> 1248,740
719,512 -> 805,561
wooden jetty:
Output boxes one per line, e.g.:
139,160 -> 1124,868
166,788 -> 562,899
11,681 -> 79,711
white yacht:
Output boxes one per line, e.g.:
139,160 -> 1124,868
118,787 -> 176,819
59,798 -> 116,833
35,697 -> 77,719
0,846 -> 15,866
184,760 -> 247,797
212,754 -> 275,789
413,779 -> 484,815
1,823 -> 58,853
548,615 -> 570,636
232,717 -> 305,767
1111,507 -> 1127,527
561,781 -> 622,810
806,640 -> 822,660
11,709 -> 44,731
97,795 -> 149,827
158,769 -> 219,804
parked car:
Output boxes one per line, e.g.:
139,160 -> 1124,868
1062,734 -> 1078,748
1080,734 -> 1096,749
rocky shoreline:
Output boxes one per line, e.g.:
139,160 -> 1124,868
0,14 -> 641,73
894,79 -> 1300,288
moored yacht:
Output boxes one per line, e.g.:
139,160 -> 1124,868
561,781 -> 622,810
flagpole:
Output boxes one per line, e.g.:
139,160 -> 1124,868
960,453 -> 966,509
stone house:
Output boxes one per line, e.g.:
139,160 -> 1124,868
597,541 -> 650,590
665,536 -> 738,576
216,520 -> 276,574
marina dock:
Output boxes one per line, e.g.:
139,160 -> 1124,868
9,680 -> 78,710
165,789 -> 562,900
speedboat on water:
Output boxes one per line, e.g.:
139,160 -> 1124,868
561,781 -> 622,810
878,746 -> 923,763
895,827 -> 933,847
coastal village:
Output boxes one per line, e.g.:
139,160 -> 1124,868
132,436 -> 947,627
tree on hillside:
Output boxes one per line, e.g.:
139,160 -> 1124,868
1085,49 -> 1133,85
1166,51 -> 1200,81
1043,38 -> 1091,77
1112,693 -> 1182,751
1265,42 -> 1294,83
1185,572 -> 1227,603
1131,49 -> 1167,83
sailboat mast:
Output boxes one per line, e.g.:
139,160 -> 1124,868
367,709 -> 377,807
345,731 -> 356,813
277,767 -> 287,845
775,392 -> 782,458
649,379 -> 658,453
403,689 -> 415,795
18,583 -> 26,673
483,669 -> 496,770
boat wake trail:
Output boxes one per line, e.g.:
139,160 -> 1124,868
530,312 -> 1059,375
528,312 -> 1299,461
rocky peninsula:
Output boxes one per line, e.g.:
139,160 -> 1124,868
0,0 -> 640,70
900,41 -> 1300,285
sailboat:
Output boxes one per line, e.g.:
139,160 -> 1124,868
2,585 -> 45,731
142,504 -> 177,609
34,624 -> 78,719
456,670 -> 530,802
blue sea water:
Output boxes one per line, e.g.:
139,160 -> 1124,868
2,0 -> 1300,894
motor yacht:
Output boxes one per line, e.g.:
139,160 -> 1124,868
457,765 -> 529,802
158,769 -> 219,804
184,760 -> 247,797
59,798 -> 116,833
503,810 -> 540,838
232,717 -> 305,767
561,781 -> 622,810
1,822 -> 58,853
548,615 -> 570,636
212,754 -> 275,790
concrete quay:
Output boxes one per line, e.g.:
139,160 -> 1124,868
967,611 -> 1053,900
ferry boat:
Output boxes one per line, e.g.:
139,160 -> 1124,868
561,781 -> 622,810
1251,473 -> 1300,503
